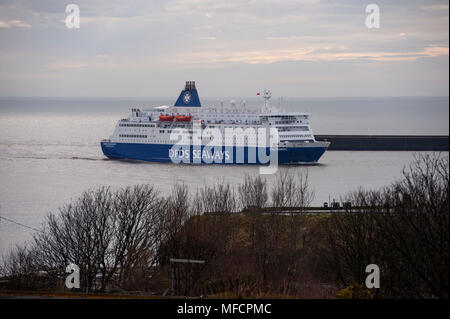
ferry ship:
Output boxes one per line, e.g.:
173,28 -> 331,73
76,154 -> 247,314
101,81 -> 330,164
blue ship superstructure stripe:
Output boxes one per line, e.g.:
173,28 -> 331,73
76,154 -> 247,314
174,81 -> 201,107
101,141 -> 327,164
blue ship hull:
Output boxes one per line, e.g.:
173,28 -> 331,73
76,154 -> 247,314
100,141 -> 327,164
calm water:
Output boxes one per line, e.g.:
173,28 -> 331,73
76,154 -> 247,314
0,96 -> 448,256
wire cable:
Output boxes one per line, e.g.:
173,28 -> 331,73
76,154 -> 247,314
0,215 -> 41,232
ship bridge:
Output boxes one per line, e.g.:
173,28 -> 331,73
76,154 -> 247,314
260,114 -> 315,144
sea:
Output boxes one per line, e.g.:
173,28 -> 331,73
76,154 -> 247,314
0,96 -> 448,257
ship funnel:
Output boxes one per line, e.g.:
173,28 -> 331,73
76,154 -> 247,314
174,80 -> 201,107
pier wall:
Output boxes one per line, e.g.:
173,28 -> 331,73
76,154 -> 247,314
315,135 -> 449,151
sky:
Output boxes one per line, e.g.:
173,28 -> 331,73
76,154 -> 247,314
0,0 -> 448,97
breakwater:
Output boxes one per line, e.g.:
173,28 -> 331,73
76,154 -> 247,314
315,135 -> 449,151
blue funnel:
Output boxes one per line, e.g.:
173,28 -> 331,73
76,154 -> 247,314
174,81 -> 201,107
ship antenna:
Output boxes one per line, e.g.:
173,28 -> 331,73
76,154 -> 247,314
278,97 -> 283,111
263,89 -> 271,111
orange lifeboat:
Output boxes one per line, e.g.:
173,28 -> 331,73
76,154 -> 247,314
176,115 -> 192,122
159,115 -> 174,121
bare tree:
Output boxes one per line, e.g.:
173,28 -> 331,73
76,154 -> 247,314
108,185 -> 165,290
373,153 -> 449,298
271,169 -> 314,208
193,182 -> 236,214
238,174 -> 268,210
32,187 -> 115,292
162,184 -> 191,243
1,245 -> 44,290
7,185 -> 167,292
324,154 -> 449,298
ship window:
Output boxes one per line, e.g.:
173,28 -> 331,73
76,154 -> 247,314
119,134 -> 147,138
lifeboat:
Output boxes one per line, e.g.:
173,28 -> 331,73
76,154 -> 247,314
176,115 -> 192,122
159,115 -> 174,121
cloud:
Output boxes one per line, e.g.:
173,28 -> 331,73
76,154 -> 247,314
0,0 -> 448,97
0,19 -> 30,28
175,46 -> 449,64
46,61 -> 109,69
421,4 -> 449,11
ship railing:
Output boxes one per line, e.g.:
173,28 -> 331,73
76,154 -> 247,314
271,122 -> 309,127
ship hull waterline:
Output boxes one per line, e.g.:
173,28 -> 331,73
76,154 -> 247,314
101,141 -> 328,165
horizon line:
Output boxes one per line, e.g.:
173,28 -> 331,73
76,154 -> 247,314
0,95 -> 448,100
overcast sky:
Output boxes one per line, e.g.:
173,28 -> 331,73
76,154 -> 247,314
0,0 -> 448,97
